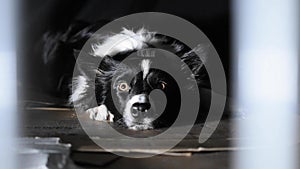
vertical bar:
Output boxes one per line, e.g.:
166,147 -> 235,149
0,0 -> 17,168
233,0 -> 299,169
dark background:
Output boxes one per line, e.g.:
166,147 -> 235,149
19,0 -> 231,104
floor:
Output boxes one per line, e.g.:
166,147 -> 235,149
21,108 -> 239,169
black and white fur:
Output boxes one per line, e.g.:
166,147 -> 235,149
44,24 -> 210,130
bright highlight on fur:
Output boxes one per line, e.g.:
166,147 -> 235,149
70,76 -> 88,102
92,28 -> 157,58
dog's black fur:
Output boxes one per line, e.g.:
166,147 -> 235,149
43,22 -> 212,130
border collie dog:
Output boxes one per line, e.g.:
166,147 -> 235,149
44,23 -> 209,130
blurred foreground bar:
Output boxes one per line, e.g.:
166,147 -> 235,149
0,0 -> 17,168
233,0 -> 299,169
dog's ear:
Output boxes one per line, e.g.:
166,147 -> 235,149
98,55 -> 120,72
73,54 -> 120,83
180,44 -> 210,90
181,44 -> 208,77
151,35 -> 208,78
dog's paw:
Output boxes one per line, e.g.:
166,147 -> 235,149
86,105 -> 114,122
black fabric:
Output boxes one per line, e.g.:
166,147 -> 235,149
20,0 -> 230,103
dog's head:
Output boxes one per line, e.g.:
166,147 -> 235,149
103,56 -> 182,130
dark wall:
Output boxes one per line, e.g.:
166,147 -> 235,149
19,0 -> 231,102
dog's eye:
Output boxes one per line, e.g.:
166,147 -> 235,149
160,81 -> 167,90
118,82 -> 129,91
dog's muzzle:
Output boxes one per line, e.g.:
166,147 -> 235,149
130,94 -> 151,119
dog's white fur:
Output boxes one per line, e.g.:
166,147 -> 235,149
92,28 -> 157,58
86,105 -> 114,122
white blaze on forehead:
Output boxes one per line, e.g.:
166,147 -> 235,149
141,59 -> 151,79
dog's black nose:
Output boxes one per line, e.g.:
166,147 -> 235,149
130,94 -> 151,118
132,102 -> 151,113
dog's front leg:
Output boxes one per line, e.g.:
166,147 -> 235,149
86,105 -> 114,122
